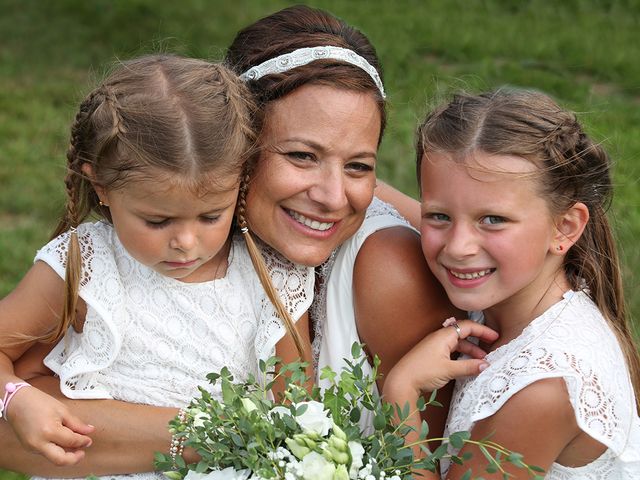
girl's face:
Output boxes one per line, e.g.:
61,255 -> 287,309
94,168 -> 239,283
419,150 -> 564,320
245,84 -> 380,267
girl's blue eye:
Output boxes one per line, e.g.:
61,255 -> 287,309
431,213 -> 450,222
482,215 -> 505,225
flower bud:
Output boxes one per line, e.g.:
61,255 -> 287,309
286,437 -> 311,459
331,422 -> 347,441
333,464 -> 349,480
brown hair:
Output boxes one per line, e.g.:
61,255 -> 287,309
48,54 -> 256,343
224,4 -> 387,143
222,5 -> 388,357
416,88 -> 640,410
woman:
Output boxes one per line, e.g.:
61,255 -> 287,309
0,5 -> 456,477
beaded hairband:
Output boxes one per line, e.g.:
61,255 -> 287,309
239,45 -> 386,99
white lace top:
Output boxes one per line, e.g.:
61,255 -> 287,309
442,291 -> 640,479
34,221 -> 313,480
314,198 -> 413,433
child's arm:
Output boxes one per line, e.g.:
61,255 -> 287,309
382,320 -> 498,479
445,378 -> 583,479
0,261 -> 94,466
0,375 -> 191,476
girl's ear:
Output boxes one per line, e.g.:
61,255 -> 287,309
552,202 -> 589,255
80,163 -> 108,205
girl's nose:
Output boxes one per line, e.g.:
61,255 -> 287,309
444,224 -> 479,259
169,227 -> 197,252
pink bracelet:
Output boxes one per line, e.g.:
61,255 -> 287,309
1,382 -> 31,421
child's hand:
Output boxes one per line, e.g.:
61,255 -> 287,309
5,385 -> 94,466
384,319 -> 499,397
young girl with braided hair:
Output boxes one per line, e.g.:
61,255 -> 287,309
384,88 -> 640,478
0,54 -> 312,473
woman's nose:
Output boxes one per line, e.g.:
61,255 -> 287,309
308,167 -> 348,212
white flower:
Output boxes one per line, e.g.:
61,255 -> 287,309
300,451 -> 336,480
270,405 -> 292,418
294,401 -> 332,436
348,441 -> 365,479
183,467 -> 251,480
191,410 -> 211,429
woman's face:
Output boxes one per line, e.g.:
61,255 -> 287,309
246,84 -> 381,266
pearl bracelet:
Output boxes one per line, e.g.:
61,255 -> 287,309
169,407 -> 188,468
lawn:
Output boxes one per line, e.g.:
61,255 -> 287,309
1,0 -> 639,478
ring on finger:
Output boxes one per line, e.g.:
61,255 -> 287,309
442,317 -> 462,340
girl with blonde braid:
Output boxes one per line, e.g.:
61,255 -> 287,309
0,54 -> 312,474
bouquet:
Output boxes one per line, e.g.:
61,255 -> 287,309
156,344 -> 543,480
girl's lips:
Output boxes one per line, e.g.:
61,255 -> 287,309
165,259 -> 198,268
445,267 -> 495,288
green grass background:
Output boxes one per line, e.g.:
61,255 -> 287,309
1,0 -> 638,477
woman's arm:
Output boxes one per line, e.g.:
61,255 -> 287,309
375,181 -> 421,229
0,376 -> 184,476
352,226 -> 463,457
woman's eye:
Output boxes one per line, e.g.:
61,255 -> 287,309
481,215 -> 505,225
346,162 -> 374,173
287,151 -> 314,162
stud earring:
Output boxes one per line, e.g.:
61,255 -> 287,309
99,200 -> 108,207
556,245 -> 564,252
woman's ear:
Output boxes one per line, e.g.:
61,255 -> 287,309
551,202 -> 589,255
80,163 -> 108,206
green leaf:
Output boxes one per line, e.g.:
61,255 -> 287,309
373,412 -> 386,430
350,342 -> 362,358
449,430 -> 471,449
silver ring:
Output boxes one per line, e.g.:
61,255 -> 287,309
442,317 -> 462,340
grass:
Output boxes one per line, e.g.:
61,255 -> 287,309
0,0 -> 639,477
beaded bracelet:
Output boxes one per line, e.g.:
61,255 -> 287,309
169,407 -> 188,468
1,382 -> 31,421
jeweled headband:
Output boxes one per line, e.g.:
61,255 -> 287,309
239,45 -> 386,99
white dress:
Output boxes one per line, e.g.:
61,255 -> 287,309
442,290 -> 640,479
313,197 -> 414,432
33,221 -> 313,480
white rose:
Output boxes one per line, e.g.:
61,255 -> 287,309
301,451 -> 336,480
270,405 -> 292,419
348,441 -> 365,479
184,467 -> 251,480
294,401 -> 332,436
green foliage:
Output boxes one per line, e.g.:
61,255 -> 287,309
156,344 -> 543,479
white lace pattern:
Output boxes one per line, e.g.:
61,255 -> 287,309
443,291 -> 640,478
33,222 -> 313,480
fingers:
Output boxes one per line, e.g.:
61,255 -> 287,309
39,441 -> 87,466
456,340 -> 488,360
447,358 -> 489,378
62,413 -> 95,438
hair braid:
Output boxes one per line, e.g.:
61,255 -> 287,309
237,166 -> 306,358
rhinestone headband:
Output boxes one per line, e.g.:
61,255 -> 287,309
239,46 -> 386,99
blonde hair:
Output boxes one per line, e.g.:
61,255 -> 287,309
416,88 -> 640,411
45,54 -> 303,357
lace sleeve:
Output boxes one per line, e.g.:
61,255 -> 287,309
253,242 -> 314,363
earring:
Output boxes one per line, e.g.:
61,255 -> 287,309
556,245 -> 564,252
99,200 -> 108,207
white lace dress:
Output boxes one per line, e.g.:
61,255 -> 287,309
313,197 -> 414,432
33,221 -> 313,480
442,290 -> 640,479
